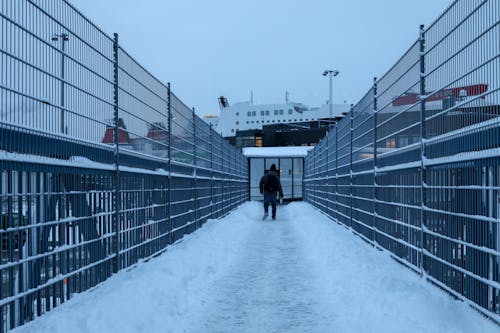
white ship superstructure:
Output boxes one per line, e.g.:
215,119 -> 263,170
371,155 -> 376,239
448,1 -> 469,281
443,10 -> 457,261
213,101 -> 350,137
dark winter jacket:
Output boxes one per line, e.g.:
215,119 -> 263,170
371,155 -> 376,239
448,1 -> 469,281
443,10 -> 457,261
259,170 -> 283,197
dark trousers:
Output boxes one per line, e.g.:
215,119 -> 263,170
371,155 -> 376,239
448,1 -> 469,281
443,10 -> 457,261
263,192 -> 277,217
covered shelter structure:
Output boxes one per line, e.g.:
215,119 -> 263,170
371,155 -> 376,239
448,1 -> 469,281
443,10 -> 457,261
243,147 -> 313,201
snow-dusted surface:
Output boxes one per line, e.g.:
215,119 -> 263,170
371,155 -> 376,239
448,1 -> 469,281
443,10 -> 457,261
14,202 -> 497,333
243,146 -> 313,158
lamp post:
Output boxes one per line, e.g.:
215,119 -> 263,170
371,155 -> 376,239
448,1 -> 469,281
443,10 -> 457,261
52,33 -> 69,134
322,69 -> 339,128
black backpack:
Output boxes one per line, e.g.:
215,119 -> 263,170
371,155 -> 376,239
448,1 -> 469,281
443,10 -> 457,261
264,173 -> 279,192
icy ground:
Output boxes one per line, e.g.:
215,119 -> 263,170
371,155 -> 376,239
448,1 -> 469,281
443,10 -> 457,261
15,202 -> 497,333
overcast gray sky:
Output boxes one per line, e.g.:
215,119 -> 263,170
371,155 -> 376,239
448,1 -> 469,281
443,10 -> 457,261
72,0 -> 450,116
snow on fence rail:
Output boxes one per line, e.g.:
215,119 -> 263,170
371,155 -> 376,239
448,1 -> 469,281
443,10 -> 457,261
0,1 -> 248,331
304,0 -> 500,323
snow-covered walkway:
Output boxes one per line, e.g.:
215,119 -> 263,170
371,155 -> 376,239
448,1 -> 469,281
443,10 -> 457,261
15,202 -> 497,333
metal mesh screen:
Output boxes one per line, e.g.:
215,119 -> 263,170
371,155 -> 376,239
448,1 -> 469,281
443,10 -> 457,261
304,0 -> 500,322
0,1 -> 248,330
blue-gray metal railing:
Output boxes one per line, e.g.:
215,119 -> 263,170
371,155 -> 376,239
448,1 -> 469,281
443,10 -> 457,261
305,0 -> 499,323
0,0 -> 248,330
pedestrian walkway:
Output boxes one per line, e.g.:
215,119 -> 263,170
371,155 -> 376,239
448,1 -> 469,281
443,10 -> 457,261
14,202 -> 497,333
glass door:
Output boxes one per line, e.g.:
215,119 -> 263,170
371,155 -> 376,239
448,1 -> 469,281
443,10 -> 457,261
279,158 -> 292,199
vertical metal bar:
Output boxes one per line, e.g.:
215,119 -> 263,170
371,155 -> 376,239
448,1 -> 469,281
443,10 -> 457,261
373,77 -> 378,245
291,157 -> 294,199
419,24 -> 426,275
221,138 -> 224,216
26,171 -> 33,323
234,148 -> 237,209
51,176 -> 57,310
167,83 -> 172,244
209,124 -> 213,219
335,124 -> 338,223
326,130 -> 330,216
192,107 -> 198,229
0,171 -> 3,333
487,167 -> 493,311
17,170 -> 24,324
312,151 -> 316,205
60,35 -> 66,134
35,172 -> 41,317
302,158 -> 305,199
112,33 -> 120,274
349,104 -> 354,228
6,170 -> 14,327
248,159 -> 251,201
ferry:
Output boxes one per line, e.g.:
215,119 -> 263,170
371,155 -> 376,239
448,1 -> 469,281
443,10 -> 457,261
206,96 -> 350,138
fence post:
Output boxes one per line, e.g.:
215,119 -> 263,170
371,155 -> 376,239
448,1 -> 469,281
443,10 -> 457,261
167,82 -> 172,244
246,154 -> 249,201
325,130 -> 329,216
209,124 -> 214,219
221,138 -> 224,215
192,107 -> 198,229
349,104 -> 354,229
419,24 -> 427,275
373,77 -> 378,245
335,123 -> 338,223
233,148 -> 237,208
230,147 -> 233,210
112,33 -> 120,274
313,145 -> 316,204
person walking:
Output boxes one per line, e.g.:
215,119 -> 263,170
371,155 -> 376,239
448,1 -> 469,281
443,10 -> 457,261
259,164 -> 283,220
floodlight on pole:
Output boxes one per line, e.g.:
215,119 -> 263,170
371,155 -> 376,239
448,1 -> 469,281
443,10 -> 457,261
323,69 -> 339,128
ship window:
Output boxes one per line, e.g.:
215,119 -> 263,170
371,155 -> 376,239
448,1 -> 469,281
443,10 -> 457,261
279,109 -> 284,115
236,121 -> 239,125
252,111 -> 256,116
267,120 -> 270,123
251,121 -> 254,124
247,111 -> 251,116
236,112 -> 239,116
272,120 -> 275,123
306,118 -> 309,121
231,129 -> 234,133
246,121 -> 249,124
274,110 -> 279,115
266,110 -> 270,116
288,109 -> 293,114
260,110 -> 265,116
300,119 -> 303,121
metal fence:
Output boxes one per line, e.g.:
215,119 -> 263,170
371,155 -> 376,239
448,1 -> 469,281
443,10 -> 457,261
0,0 -> 248,330
305,0 -> 499,323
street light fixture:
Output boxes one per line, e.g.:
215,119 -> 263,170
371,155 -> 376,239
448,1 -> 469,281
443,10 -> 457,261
322,69 -> 339,128
52,33 -> 69,134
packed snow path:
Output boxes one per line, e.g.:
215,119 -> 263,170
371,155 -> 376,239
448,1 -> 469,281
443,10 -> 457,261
15,202 -> 497,333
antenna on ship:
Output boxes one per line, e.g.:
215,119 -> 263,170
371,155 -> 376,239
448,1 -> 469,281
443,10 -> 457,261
250,90 -> 254,104
285,91 -> 289,103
